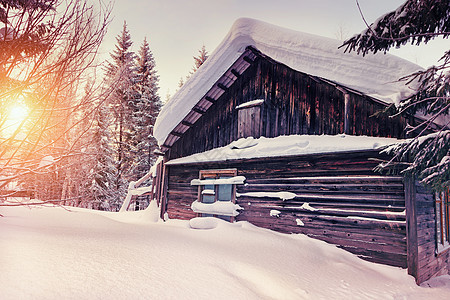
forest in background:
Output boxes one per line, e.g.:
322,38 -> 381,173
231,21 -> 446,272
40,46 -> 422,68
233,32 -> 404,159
0,1 -> 207,211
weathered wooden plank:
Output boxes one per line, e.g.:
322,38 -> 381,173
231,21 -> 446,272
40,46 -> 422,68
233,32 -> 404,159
277,223 -> 406,246
417,253 -> 450,283
308,234 -> 406,255
243,180 -> 404,187
238,210 -> 406,234
240,183 -> 404,193
239,189 -> 405,202
238,208 -> 406,235
238,196 -> 405,208
241,205 -> 405,220
338,246 -> 407,268
245,176 -> 404,183
240,203 -> 405,216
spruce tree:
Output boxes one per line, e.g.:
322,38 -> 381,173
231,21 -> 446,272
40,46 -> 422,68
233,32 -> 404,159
131,38 -> 161,184
182,45 -> 209,86
89,104 -> 117,210
191,45 -> 209,74
104,21 -> 136,208
341,0 -> 449,190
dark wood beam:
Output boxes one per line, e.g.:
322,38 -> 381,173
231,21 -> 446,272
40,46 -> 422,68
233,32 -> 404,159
161,144 -> 171,149
192,107 -> 206,114
181,120 -> 194,127
231,69 -> 240,78
204,96 -> 215,103
243,56 -> 254,64
217,83 -> 227,91
344,93 -> 350,135
170,131 -> 183,137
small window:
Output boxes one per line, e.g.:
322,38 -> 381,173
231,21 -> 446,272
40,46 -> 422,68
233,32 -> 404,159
436,188 -> 450,253
198,169 -> 237,221
236,99 -> 263,139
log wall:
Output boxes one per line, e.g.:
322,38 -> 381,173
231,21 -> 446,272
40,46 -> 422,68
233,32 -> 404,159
164,150 -> 407,268
406,177 -> 450,284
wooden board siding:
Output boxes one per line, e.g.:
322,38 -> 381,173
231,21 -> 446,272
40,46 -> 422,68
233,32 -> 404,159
167,54 -> 413,160
164,150 -> 407,268
406,178 -> 450,284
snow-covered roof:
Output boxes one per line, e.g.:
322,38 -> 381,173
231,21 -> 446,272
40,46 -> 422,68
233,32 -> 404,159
165,134 -> 402,165
154,18 -> 422,146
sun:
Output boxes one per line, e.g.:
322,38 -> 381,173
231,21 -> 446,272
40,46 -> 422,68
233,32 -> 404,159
2,102 -> 29,137
9,104 -> 29,122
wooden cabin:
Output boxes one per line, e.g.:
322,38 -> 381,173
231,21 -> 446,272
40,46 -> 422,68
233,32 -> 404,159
150,18 -> 449,284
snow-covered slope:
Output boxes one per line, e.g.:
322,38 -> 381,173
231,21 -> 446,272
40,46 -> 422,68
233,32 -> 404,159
154,18 -> 422,145
1,206 -> 449,299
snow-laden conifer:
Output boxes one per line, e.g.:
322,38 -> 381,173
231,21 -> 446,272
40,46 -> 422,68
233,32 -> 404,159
130,38 -> 161,185
103,21 -> 136,208
342,0 -> 449,190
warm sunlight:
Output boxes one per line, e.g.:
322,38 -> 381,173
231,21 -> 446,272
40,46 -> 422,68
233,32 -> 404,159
9,103 -> 28,122
2,102 -> 29,137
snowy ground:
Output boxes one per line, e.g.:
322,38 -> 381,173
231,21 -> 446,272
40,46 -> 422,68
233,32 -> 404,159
1,205 -> 450,300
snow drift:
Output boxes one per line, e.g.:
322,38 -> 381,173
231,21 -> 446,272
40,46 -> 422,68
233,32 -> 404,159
1,206 -> 449,299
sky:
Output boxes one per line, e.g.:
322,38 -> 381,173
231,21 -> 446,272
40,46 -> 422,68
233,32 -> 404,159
99,0 -> 448,101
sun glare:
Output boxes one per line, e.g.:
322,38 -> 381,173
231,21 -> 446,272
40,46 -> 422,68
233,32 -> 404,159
2,102 -> 29,137
9,104 -> 29,121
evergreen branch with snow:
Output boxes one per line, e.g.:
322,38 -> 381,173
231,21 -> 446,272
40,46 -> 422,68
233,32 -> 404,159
342,0 -> 450,190
341,0 -> 449,56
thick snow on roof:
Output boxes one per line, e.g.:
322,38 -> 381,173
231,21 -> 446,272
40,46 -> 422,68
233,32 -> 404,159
154,18 -> 422,145
165,134 -> 402,165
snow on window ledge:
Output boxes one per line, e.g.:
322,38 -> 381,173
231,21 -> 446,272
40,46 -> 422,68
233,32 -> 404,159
235,99 -> 264,110
202,189 -> 215,195
191,176 -> 246,186
191,200 -> 244,217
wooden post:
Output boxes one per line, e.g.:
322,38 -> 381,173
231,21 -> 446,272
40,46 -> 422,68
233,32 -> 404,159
154,162 -> 162,206
150,175 -> 157,202
335,87 -> 350,135
159,157 -> 169,220
344,93 -> 350,134
404,175 -> 418,281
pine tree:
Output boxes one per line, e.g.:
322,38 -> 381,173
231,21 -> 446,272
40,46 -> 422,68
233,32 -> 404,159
182,45 -> 209,87
60,80 -> 96,208
89,104 -> 117,210
341,0 -> 449,190
131,38 -> 161,185
191,45 -> 209,74
104,21 -> 137,208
